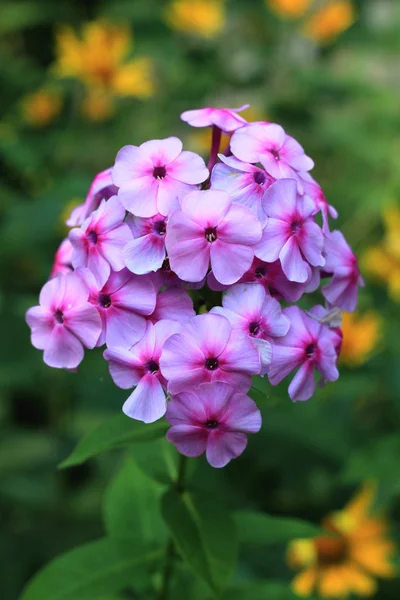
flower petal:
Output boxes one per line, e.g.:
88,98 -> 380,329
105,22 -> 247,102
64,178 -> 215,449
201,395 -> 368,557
123,375 -> 166,423
206,430 -> 248,468
43,325 -> 84,369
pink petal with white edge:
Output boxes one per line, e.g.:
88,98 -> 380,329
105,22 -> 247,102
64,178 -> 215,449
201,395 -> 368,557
150,288 -> 195,323
317,339 -> 339,382
43,325 -> 84,369
167,151 -> 209,184
26,306 -> 53,349
105,307 -> 147,348
156,177 -> 192,217
268,345 -> 305,385
185,313 -> 232,358
288,361 -> 316,401
251,338 -> 273,375
118,176 -> 159,217
298,221 -> 325,267
194,381 -> 233,418
219,329 -> 261,375
223,282 -> 266,319
100,224 -> 133,272
222,391 -> 262,433
93,196 -> 126,232
282,136 -> 314,171
210,241 -> 254,285
63,304 -> 102,348
123,234 -> 166,275
140,137 -> 183,166
87,247 -> 111,289
279,236 -> 310,283
261,178 -> 298,219
112,145 -> 152,186
103,346 -> 143,388
123,374 -> 166,423
166,424 -> 208,457
39,274 -> 66,308
206,430 -> 248,468
210,306 -> 248,332
217,204 -> 262,245
254,219 -> 288,263
181,189 -> 231,228
168,237 -> 210,283
153,319 -> 182,350
166,389 -> 208,425
160,332 -> 206,394
112,273 -> 156,315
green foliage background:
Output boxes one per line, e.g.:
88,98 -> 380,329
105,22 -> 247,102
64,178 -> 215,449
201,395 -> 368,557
1,0 -> 400,598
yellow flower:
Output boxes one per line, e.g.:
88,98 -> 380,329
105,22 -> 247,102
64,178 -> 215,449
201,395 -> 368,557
54,21 -> 154,100
81,90 -> 115,122
363,204 -> 400,302
287,484 -> 397,598
22,89 -> 62,127
339,312 -> 380,367
303,0 -> 356,44
165,0 -> 225,38
267,0 -> 312,19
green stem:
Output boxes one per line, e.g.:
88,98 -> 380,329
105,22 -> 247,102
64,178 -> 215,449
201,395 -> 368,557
158,453 -> 187,599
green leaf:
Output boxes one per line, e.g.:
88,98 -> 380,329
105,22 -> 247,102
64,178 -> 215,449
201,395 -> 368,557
161,489 -> 238,596
19,538 -> 160,600
129,437 -> 180,485
104,456 -> 167,547
234,510 -> 321,545
59,414 -> 168,468
223,581 -> 298,600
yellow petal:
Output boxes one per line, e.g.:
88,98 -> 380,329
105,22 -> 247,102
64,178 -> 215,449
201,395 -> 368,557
112,58 -> 155,98
165,0 -> 225,39
318,566 -> 351,598
344,483 -> 376,522
339,312 -> 380,367
291,567 -> 317,597
81,91 -> 114,121
345,564 -> 378,596
287,539 -> 316,569
350,541 -> 397,578
267,0 -> 312,19
303,0 -> 357,44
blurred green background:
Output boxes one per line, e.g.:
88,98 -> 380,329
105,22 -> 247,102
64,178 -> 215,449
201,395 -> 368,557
1,0 -> 400,598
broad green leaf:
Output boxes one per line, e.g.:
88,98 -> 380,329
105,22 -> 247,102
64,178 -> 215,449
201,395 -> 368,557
19,538 -> 160,600
223,581 -> 299,600
234,510 -> 321,545
129,437 -> 179,484
59,414 -> 168,468
161,489 -> 238,596
104,456 -> 167,546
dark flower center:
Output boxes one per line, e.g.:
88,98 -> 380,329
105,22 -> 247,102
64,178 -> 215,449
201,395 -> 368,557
205,419 -> 219,429
255,265 -> 266,278
270,148 -> 280,161
98,293 -> 112,308
153,220 -> 166,236
205,227 -> 217,243
253,171 -> 266,185
291,220 -> 301,234
87,230 -> 98,244
315,535 -> 348,566
54,309 -> 64,324
249,321 -> 261,335
305,343 -> 315,358
153,166 -> 167,180
205,357 -> 219,370
161,258 -> 171,271
146,359 -> 159,374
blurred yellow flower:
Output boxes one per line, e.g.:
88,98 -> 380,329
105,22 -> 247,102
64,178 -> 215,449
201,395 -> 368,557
81,91 -> 114,122
340,312 -> 380,367
166,0 -> 225,38
267,0 -> 312,19
22,89 -> 62,127
54,21 -> 154,112
287,484 -> 396,598
303,0 -> 356,44
363,205 -> 400,302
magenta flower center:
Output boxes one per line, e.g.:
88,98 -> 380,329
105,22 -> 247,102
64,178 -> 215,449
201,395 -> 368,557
205,419 -> 219,429
205,227 -> 217,243
291,220 -> 302,235
98,293 -> 112,308
305,343 -> 315,359
153,220 -> 167,236
145,359 -> 159,374
253,171 -> 266,185
87,230 -> 98,244
54,309 -> 64,324
255,265 -> 267,278
249,321 -> 261,336
270,148 -> 280,161
205,357 -> 219,370
153,166 -> 167,180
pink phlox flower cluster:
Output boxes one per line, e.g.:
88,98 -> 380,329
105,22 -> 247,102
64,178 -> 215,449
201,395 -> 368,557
26,105 -> 363,468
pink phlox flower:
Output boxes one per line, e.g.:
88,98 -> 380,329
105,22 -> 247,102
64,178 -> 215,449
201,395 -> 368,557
255,179 -> 325,284
322,230 -> 364,312
26,272 -> 102,369
210,155 -> 275,220
230,122 -> 314,193
180,105 -> 249,133
66,168 -> 118,227
148,286 -> 195,324
69,196 -> 132,288
165,382 -> 261,468
308,304 -> 343,358
268,306 -> 339,402
112,137 -> 209,218
166,189 -> 262,285
50,238 -> 74,278
123,213 -> 167,275
160,313 -> 262,395
299,172 -> 338,234
104,320 -> 181,423
77,267 -> 156,348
